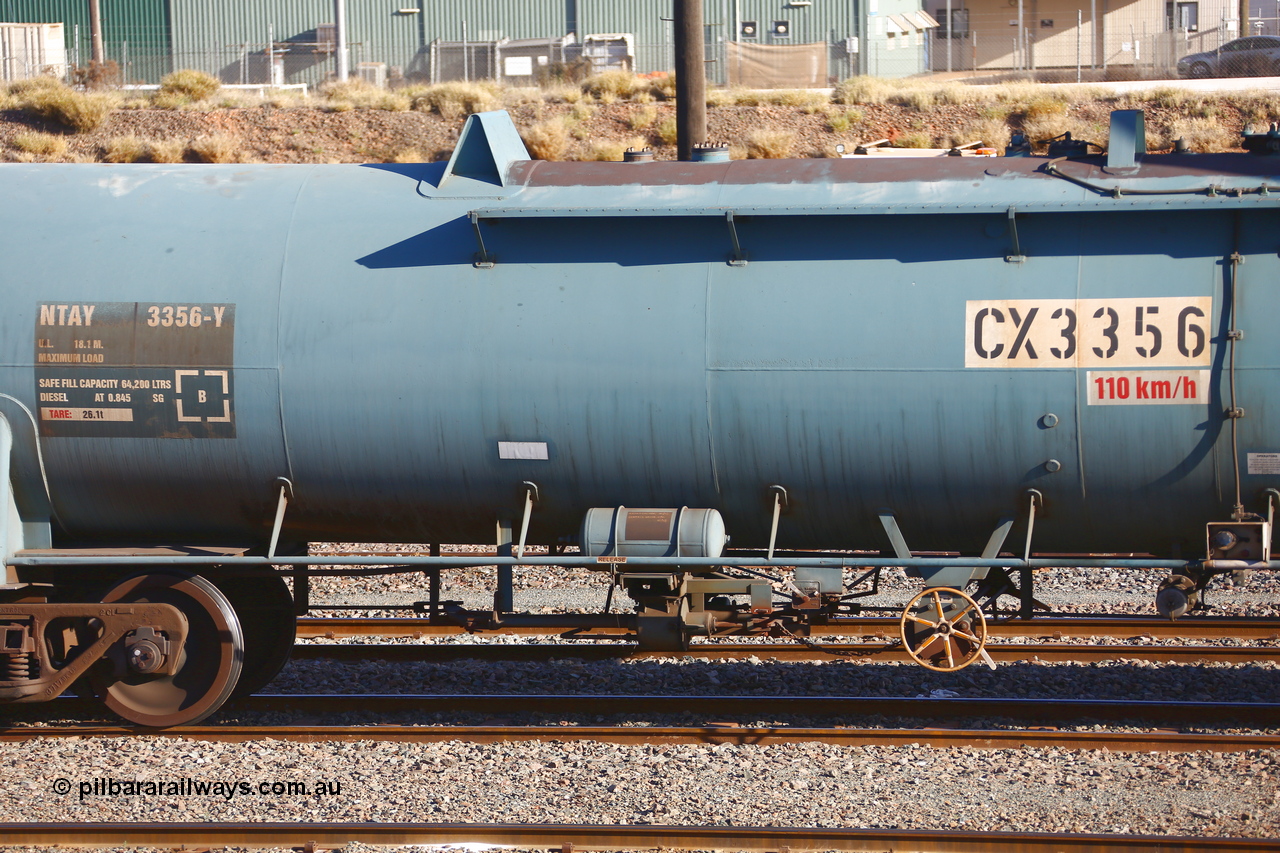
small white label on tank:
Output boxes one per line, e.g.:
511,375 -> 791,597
1247,453 -> 1280,475
498,441 -> 549,460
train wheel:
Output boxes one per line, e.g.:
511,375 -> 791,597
899,587 -> 988,672
210,572 -> 295,698
90,572 -> 244,727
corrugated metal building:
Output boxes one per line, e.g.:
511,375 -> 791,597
0,1 -> 935,85
0,0 -> 170,82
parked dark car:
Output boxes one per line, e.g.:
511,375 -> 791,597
1177,35 -> 1280,78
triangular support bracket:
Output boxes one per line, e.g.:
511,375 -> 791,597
441,111 -> 531,190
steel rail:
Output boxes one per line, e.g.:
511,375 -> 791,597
232,695 -> 1280,725
289,642 -> 1280,664
21,694 -> 1239,727
5,724 -> 1277,752
296,615 -> 1280,640
41,694 -> 1280,725
0,822 -> 1273,851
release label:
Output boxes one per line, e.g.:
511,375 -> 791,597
34,302 -> 235,438
966,297 -> 1213,369
1086,370 -> 1209,405
1248,453 -> 1280,475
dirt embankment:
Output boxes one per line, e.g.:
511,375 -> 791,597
0,94 -> 1273,163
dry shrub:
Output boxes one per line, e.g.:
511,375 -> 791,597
656,116 -> 677,145
104,135 -> 146,163
1225,91 -> 1278,124
648,73 -> 676,101
1126,86 -> 1190,110
826,108 -> 862,134
583,69 -> 643,101
160,69 -> 221,102
1022,96 -> 1068,123
894,131 -> 934,149
629,105 -> 658,130
391,148 -> 426,163
1021,113 -> 1072,145
6,75 -> 63,96
888,87 -> 939,111
721,88 -> 828,109
12,131 -> 68,160
151,90 -> 192,110
20,84 -> 115,132
583,136 -> 645,161
521,119 -> 570,161
321,78 -> 411,111
407,81 -> 500,118
745,129 -> 794,159
149,139 -> 186,163
959,118 -> 1011,151
70,60 -> 120,89
705,88 -> 734,107
833,76 -> 893,105
190,133 -> 241,163
1169,117 -> 1233,153
541,83 -> 586,104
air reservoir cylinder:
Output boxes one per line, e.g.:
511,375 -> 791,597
580,507 -> 726,560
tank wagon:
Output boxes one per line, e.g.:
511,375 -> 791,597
0,109 -> 1277,725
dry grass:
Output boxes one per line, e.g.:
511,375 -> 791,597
104,135 -> 147,163
826,108 -> 863,134
391,148 -> 426,163
148,139 -> 187,163
716,88 -> 829,109
833,76 -> 894,105
18,84 -> 115,132
583,70 -> 644,102
629,105 -> 658,130
894,131 -> 934,149
1169,117 -> 1235,153
745,129 -> 794,159
407,81 -> 500,119
321,78 -> 412,112
190,133 -> 241,163
159,69 -> 221,102
12,131 -> 68,160
582,136 -> 646,161
1020,114 -> 1073,145
521,119 -> 571,161
958,118 -> 1011,150
656,116 -> 678,145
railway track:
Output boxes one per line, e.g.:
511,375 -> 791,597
5,723 -> 1277,752
291,641 -> 1280,664
297,615 -> 1280,640
35,693 -> 1278,726
0,822 -> 1273,851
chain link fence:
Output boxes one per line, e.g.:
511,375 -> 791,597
11,16 -> 1280,87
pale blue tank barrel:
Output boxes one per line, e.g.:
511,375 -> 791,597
1,112 -> 1277,558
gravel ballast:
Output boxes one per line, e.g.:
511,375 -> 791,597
1,737 -> 1275,837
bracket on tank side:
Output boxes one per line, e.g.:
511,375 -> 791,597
1005,207 -> 1026,264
